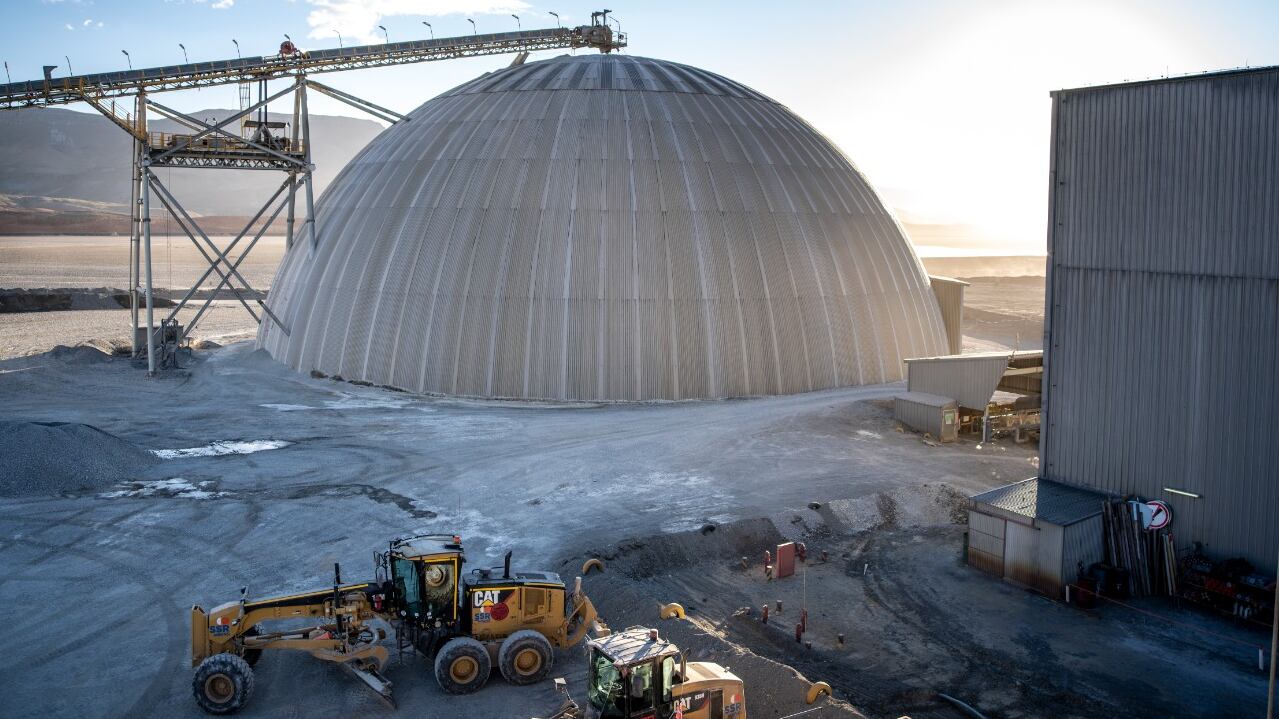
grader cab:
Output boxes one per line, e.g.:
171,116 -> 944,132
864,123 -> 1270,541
585,627 -> 745,719
189,533 -> 605,714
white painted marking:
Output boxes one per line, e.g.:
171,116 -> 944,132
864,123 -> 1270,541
152,440 -> 291,459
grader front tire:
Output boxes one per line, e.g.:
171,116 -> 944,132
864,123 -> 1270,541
192,653 -> 255,715
498,630 -> 554,685
434,637 -> 491,694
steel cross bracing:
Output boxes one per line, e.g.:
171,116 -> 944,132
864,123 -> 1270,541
0,13 -> 625,375
121,77 -> 319,374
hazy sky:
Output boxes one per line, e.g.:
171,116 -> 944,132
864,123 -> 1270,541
3,0 -> 1277,253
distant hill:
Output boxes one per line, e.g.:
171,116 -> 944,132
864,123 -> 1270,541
0,106 -> 384,219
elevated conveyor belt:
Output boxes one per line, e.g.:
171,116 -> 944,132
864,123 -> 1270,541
0,24 -> 624,108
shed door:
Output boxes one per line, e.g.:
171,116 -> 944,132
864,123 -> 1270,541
1003,521 -> 1062,595
1003,521 -> 1039,587
967,510 -> 1004,575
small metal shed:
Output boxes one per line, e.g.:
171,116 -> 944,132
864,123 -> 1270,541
967,478 -> 1108,597
894,391 -> 958,442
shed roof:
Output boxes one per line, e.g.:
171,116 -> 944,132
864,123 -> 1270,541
1052,64 -> 1278,97
971,477 -> 1108,526
895,391 -> 956,408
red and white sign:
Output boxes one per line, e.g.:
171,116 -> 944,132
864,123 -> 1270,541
1131,499 -> 1172,530
1145,500 -> 1171,530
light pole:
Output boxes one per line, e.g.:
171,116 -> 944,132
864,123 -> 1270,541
232,39 -> 240,59
511,14 -> 521,30
178,44 -> 188,64
65,55 -> 74,75
422,21 -> 433,39
378,25 -> 389,44
335,31 -> 343,48
467,18 -> 476,35
549,11 -> 560,28
121,50 -> 131,70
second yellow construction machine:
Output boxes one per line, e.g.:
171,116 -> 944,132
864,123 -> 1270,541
189,533 -> 605,714
582,626 -> 746,719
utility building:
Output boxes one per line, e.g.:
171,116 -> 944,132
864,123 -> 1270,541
968,478 -> 1108,597
1041,67 -> 1279,568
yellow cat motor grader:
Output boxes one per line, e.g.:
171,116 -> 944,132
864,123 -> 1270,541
189,533 -> 606,714
582,626 -> 746,719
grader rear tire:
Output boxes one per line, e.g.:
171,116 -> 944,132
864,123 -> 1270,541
434,637 -> 491,694
192,653 -> 254,715
498,630 -> 554,685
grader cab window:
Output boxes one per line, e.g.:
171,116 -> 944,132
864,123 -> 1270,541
661,656 -> 676,702
392,558 -> 456,621
587,651 -> 626,717
420,561 -> 455,619
627,660 -> 655,709
392,557 -> 423,617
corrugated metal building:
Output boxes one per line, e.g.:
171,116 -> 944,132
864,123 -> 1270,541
928,276 -> 968,355
260,53 -> 948,401
893,391 -> 958,441
903,352 -> 1033,409
1042,67 -> 1279,568
969,478 -> 1108,597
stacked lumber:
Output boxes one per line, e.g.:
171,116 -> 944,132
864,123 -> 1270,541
1102,500 -> 1176,597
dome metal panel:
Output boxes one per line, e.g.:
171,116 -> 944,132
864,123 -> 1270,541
260,54 -> 947,400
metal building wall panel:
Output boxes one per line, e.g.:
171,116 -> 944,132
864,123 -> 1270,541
967,510 -> 1006,575
928,276 -> 968,355
1043,67 -> 1279,567
261,54 -> 947,400
894,393 -> 957,438
1060,515 -> 1105,585
1003,521 -> 1064,596
905,354 -> 1011,410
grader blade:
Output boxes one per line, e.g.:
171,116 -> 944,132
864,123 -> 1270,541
343,661 -> 396,708
312,644 -> 395,708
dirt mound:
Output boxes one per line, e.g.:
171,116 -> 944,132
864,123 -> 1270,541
823,483 -> 971,533
0,287 -> 145,313
567,520 -> 868,717
0,421 -> 158,496
48,344 -> 114,364
570,517 -> 786,579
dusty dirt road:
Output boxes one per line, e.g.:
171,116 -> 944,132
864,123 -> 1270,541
574,500 -> 1269,719
0,342 -> 1038,718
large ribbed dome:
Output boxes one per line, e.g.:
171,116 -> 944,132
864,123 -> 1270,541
260,54 -> 947,400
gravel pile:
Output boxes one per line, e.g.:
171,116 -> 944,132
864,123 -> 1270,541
0,421 -> 158,496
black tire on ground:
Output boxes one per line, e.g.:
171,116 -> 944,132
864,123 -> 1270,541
498,630 -> 554,685
240,625 -> 262,667
433,637 -> 491,694
192,653 -> 255,715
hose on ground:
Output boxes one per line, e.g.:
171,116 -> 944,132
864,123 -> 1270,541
938,692 -> 989,719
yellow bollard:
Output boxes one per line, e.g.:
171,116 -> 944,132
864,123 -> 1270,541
806,681 -> 832,704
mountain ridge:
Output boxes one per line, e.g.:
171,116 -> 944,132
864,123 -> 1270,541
0,106 -> 384,218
